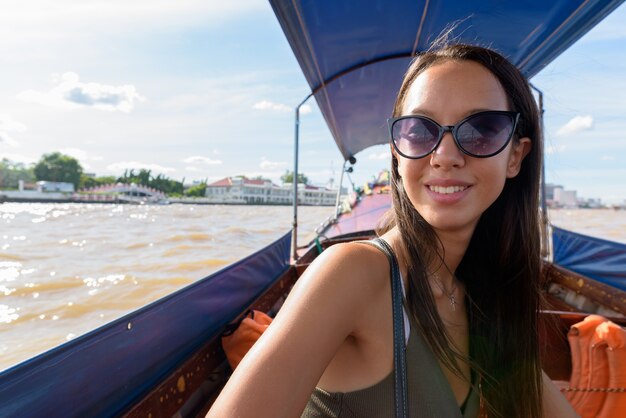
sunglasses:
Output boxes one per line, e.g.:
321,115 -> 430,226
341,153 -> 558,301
388,111 -> 520,159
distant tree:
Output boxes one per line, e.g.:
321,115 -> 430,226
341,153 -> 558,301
79,174 -> 116,190
34,152 -> 83,188
151,173 -> 184,195
252,175 -> 271,182
280,170 -> 309,185
117,169 -> 151,185
136,169 -> 151,186
185,183 -> 207,197
0,159 -> 36,189
116,169 -> 183,195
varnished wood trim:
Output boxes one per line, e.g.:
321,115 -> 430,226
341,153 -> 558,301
543,262 -> 626,316
544,293 -> 577,312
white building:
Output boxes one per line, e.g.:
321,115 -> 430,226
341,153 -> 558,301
37,181 -> 75,193
554,188 -> 578,208
205,177 -> 337,205
544,183 -> 563,204
295,184 -> 337,206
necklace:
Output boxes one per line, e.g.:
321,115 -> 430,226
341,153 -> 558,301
431,273 -> 458,311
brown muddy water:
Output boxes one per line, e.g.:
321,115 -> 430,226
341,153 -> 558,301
0,203 -> 624,371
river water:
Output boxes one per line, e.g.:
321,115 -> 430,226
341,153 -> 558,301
1,203 -> 625,371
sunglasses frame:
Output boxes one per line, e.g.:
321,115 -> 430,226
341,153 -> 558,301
388,110 -> 521,159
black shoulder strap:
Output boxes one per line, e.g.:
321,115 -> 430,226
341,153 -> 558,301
361,238 -> 408,418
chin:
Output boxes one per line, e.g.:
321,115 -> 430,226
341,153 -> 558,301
432,222 -> 478,235
417,208 -> 480,233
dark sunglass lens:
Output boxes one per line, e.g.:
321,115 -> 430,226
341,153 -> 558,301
456,113 -> 514,156
392,117 -> 439,158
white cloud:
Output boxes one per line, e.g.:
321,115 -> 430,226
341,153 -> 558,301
0,1 -> 265,43
60,147 -> 103,162
601,155 -> 616,161
253,100 -> 291,113
183,155 -> 222,165
0,132 -> 20,148
185,166 -> 199,172
17,72 -> 145,112
58,148 -> 103,171
0,153 -> 37,165
259,158 -> 287,170
106,161 -> 175,174
0,115 -> 27,148
368,151 -> 391,160
252,101 -> 312,115
556,115 -> 594,137
0,115 -> 27,133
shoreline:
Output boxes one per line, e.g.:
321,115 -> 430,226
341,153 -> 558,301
1,195 -> 619,209
0,196 -> 335,206
1,190 -> 621,209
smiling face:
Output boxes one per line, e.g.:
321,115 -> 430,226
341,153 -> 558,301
395,59 -> 530,235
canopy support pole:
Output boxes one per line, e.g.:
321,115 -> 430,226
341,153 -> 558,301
292,94 -> 312,261
333,160 -> 348,221
531,84 -> 550,259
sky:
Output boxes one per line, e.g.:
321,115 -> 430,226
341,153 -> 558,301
0,1 -> 625,203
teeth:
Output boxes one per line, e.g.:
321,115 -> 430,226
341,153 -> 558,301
428,185 -> 467,194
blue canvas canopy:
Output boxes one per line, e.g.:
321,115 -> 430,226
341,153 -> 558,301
553,226 -> 626,291
270,0 -> 624,161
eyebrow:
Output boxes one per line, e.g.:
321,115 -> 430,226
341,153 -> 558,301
407,107 -> 505,120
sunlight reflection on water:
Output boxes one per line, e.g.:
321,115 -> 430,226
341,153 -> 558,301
0,203 -> 333,370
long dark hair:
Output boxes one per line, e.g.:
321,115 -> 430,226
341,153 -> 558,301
382,43 -> 543,417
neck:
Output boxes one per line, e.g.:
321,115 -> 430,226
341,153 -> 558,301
429,226 -> 474,288
384,223 -> 475,290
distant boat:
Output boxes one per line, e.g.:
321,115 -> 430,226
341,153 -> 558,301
78,182 -> 170,205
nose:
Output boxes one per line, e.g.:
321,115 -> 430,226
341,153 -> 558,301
430,131 -> 465,169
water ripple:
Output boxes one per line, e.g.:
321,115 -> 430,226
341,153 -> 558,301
2,204 -> 621,372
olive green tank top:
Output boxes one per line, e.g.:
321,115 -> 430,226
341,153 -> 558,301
301,305 -> 479,418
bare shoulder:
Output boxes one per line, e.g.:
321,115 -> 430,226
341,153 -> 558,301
207,240 -> 392,417
288,240 -> 394,343
293,240 -> 391,303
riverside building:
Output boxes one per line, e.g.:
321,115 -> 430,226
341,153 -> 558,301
205,177 -> 338,205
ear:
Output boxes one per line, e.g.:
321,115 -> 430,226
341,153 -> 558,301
391,144 -> 402,172
506,137 -> 532,178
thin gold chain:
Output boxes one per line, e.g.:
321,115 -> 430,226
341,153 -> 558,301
431,272 -> 458,311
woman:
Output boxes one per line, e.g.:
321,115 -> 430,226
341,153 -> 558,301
208,43 -> 579,417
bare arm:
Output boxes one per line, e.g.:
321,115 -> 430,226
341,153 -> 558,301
542,371 -> 580,418
207,243 -> 386,418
